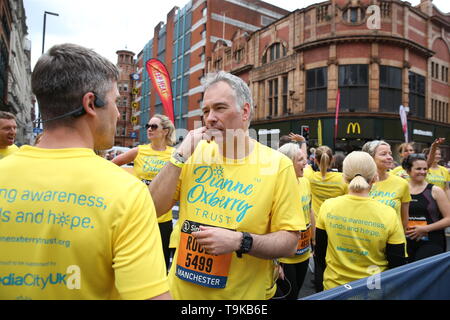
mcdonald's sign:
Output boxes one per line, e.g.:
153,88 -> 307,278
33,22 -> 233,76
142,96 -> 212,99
347,122 -> 361,134
132,102 -> 139,109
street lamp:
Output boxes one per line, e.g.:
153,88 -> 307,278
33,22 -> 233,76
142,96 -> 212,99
42,11 -> 59,54
37,11 -> 59,130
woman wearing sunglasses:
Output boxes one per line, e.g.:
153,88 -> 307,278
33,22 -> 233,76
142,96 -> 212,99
402,153 -> 450,262
112,114 -> 176,269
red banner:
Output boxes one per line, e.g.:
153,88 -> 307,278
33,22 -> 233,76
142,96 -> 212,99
145,59 -> 174,123
334,89 -> 341,146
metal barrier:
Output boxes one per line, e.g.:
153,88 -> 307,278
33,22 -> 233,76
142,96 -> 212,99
301,251 -> 450,300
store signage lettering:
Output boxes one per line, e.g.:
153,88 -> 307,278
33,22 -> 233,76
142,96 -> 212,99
413,129 -> 433,137
347,122 -> 361,134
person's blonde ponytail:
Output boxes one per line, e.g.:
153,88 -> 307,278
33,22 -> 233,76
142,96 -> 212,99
342,151 -> 377,192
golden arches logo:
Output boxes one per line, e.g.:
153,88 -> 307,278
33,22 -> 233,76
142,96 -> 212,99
347,122 -> 361,134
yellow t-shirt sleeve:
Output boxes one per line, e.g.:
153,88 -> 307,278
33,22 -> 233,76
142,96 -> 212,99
316,199 -> 328,230
387,208 -> 407,245
270,163 -> 306,232
112,184 -> 169,300
400,179 -> 412,203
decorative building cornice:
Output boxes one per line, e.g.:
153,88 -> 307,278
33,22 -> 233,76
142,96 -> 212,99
294,34 -> 435,58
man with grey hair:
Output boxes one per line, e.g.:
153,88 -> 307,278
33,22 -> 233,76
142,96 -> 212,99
0,43 -> 170,300
0,111 -> 18,159
150,71 -> 305,300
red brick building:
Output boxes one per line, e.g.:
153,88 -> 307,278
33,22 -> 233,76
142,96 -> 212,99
115,49 -> 138,147
134,0 -> 289,144
210,0 -> 450,161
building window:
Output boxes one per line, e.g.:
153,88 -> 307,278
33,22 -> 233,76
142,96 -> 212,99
431,99 -> 449,123
213,57 -> 223,70
317,4 -> 330,22
262,43 -> 287,64
0,39 -> 9,102
282,75 -> 288,114
408,72 -> 425,118
338,64 -> 368,111
234,47 -> 244,63
268,78 -> 278,117
379,66 -> 402,113
306,67 -> 327,112
342,7 -> 365,24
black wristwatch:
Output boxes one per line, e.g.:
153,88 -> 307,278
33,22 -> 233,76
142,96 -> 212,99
236,232 -> 253,258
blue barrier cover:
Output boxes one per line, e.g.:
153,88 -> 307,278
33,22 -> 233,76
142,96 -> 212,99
302,251 -> 450,300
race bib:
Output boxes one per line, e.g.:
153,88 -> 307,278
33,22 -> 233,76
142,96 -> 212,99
296,224 -> 311,255
176,220 -> 232,289
407,216 -> 428,241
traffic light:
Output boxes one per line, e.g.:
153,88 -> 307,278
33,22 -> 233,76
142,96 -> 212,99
301,125 -> 310,141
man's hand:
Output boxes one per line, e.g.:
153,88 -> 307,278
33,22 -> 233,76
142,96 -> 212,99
192,226 -> 241,256
177,127 -> 223,159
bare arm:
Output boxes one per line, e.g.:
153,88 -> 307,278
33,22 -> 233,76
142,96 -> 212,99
406,186 -> 450,240
149,126 -> 218,216
289,133 -> 307,157
427,138 -> 445,168
193,226 -> 300,259
147,291 -> 172,300
112,147 -> 138,166
400,202 -> 409,232
149,162 -> 181,216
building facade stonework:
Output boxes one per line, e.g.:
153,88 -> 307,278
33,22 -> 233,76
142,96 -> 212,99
210,0 -> 450,161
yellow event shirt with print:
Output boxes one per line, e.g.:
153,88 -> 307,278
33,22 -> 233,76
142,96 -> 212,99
426,165 -> 449,190
303,167 -> 348,219
0,146 -> 168,300
168,140 -> 306,300
0,144 -> 19,160
368,174 -> 411,222
317,195 -> 406,290
390,166 -> 410,180
280,177 -> 312,264
133,144 -> 174,223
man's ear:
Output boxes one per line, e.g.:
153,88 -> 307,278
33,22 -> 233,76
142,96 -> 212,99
242,102 -> 251,122
81,92 -> 97,116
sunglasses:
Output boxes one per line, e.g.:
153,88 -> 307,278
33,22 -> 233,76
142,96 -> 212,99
408,153 -> 427,161
145,124 -> 160,130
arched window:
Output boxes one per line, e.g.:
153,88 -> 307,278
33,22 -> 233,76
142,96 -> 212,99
262,42 -> 287,64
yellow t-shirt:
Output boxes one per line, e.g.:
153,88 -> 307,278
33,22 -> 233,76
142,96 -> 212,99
168,140 -> 306,300
0,144 -> 19,160
368,174 -> 411,222
0,146 -> 168,300
303,167 -> 348,219
133,144 -> 174,223
390,166 -> 410,180
317,194 -> 406,290
426,165 -> 449,190
280,177 -> 312,264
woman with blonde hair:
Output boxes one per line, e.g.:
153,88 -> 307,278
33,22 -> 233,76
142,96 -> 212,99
272,143 -> 313,299
112,113 -> 176,269
315,151 -> 407,291
304,146 -> 348,220
362,140 -> 411,231
303,145 -> 348,292
390,142 -> 415,179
